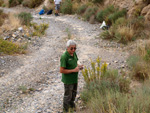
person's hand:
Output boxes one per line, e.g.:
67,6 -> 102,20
78,65 -> 84,70
73,66 -> 80,72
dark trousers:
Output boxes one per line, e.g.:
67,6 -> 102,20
63,83 -> 77,111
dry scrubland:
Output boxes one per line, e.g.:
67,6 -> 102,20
0,0 -> 150,112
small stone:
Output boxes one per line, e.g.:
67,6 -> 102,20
17,38 -> 21,42
121,65 -> 125,68
1,59 -> 5,64
12,34 -> 17,38
0,72 -> 5,77
42,72 -> 47,75
18,27 -> 23,32
107,62 -> 111,65
46,109 -> 51,112
28,37 -> 31,40
36,109 -> 42,113
114,61 -> 118,63
3,36 -> 10,40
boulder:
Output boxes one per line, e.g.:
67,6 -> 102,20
127,4 -> 146,18
104,0 -> 135,10
141,4 -> 150,21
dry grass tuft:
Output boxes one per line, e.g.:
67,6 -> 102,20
1,13 -> 21,31
127,40 -> 150,81
117,26 -> 134,42
9,13 -> 22,29
72,2 -> 80,14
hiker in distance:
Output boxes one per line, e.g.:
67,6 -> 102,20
54,0 -> 62,16
60,40 -> 83,112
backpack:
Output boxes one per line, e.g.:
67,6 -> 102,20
47,9 -> 53,15
39,9 -> 45,15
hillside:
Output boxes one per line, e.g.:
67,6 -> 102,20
0,0 -> 150,113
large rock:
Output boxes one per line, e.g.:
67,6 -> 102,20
141,4 -> 150,21
104,0 -> 150,20
104,0 -> 136,10
127,3 -> 146,18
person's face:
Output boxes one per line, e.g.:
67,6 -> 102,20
67,45 -> 76,55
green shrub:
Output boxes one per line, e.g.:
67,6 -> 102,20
82,57 -> 108,83
100,17 -> 141,44
19,86 -> 28,94
18,12 -> 33,25
144,47 -> 150,62
84,7 -> 98,21
96,5 -> 116,22
2,4 -> 5,7
0,38 -> 26,55
115,17 -> 127,26
81,61 -> 131,112
82,57 -> 131,93
127,55 -> 140,68
61,0 -> 73,14
108,9 -> 127,24
76,4 -> 88,15
127,42 -> 150,81
100,30 -> 113,40
130,16 -> 145,30
31,23 -> 49,36
19,86 -> 35,94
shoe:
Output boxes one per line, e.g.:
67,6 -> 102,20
55,13 -> 59,16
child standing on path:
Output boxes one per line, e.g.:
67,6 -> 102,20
54,0 -> 62,16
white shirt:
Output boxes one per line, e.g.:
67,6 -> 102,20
54,0 -> 61,4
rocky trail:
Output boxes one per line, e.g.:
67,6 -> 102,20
0,7 -> 129,113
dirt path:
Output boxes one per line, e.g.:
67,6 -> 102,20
0,7 -> 129,113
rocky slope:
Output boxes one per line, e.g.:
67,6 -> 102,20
104,0 -> 150,21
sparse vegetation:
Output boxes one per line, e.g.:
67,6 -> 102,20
9,0 -> 23,7
31,22 -> 49,36
81,57 -> 132,112
19,85 -> 28,94
83,6 -> 98,21
101,16 -> 147,44
61,0 -> 73,14
8,13 -> 22,29
19,85 -> 35,94
81,56 -> 150,112
8,0 -> 44,8
24,0 -> 44,8
0,38 -> 27,55
76,4 -> 88,15
108,9 -> 127,24
127,41 -> 150,81
0,12 -> 23,33
0,9 -> 8,26
18,12 -> 33,25
96,5 -> 117,23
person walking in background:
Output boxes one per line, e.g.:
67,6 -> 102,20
60,40 -> 83,112
54,0 -> 61,16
